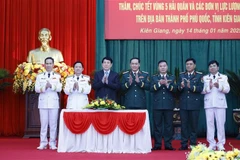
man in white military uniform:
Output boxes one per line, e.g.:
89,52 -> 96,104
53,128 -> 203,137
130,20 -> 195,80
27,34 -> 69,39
35,57 -> 62,150
64,61 -> 91,109
202,60 -> 230,151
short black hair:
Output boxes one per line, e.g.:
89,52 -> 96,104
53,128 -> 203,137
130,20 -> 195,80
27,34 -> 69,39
73,61 -> 84,68
158,60 -> 168,66
130,57 -> 140,63
44,57 -> 54,64
208,60 -> 219,67
185,58 -> 196,64
102,57 -> 113,63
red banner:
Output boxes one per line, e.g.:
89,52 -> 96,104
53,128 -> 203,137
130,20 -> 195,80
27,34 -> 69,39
105,0 -> 240,39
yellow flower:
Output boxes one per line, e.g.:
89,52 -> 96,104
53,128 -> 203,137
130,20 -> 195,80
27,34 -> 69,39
23,69 -> 30,76
31,73 -> 37,77
33,64 -> 41,69
13,62 -> 73,94
187,144 -> 240,160
100,101 -> 105,105
233,148 -> 240,156
84,98 -> 125,110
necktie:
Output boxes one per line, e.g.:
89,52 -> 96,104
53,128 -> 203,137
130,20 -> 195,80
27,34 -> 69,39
213,75 -> 215,79
133,72 -> 136,77
105,72 -> 108,77
188,74 -> 191,79
77,77 -> 79,81
48,73 -> 50,78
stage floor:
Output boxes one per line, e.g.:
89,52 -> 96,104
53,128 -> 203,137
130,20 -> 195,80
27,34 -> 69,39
0,138 -> 239,160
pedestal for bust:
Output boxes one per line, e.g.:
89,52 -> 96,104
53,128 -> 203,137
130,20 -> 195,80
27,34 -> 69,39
24,91 -> 62,138
233,110 -> 240,140
24,92 -> 40,138
173,109 -> 181,140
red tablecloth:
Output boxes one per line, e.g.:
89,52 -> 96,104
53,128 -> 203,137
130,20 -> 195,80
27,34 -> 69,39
64,111 -> 146,135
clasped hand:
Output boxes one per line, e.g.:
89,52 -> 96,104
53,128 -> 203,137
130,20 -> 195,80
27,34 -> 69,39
73,81 -> 79,91
45,81 -> 52,89
102,74 -> 108,84
129,73 -> 140,85
209,79 -> 219,89
181,78 -> 190,88
159,77 -> 171,87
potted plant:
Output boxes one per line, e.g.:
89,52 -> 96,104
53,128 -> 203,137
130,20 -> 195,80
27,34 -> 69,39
226,69 -> 240,139
0,68 -> 11,90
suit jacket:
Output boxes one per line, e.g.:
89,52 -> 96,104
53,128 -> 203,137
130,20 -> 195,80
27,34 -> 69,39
121,70 -> 150,109
150,74 -> 177,110
64,74 -> 91,109
92,70 -> 121,101
177,71 -> 204,110
202,72 -> 230,109
35,71 -> 62,109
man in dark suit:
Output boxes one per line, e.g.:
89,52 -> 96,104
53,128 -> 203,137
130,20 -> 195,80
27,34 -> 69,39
177,58 -> 204,150
150,60 -> 177,151
121,57 -> 150,109
92,57 -> 121,101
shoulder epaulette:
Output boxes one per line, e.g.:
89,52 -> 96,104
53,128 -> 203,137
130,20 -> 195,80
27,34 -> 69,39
83,75 -> 90,78
219,73 -> 226,76
123,71 -> 129,74
196,71 -> 202,74
179,72 -> 185,74
142,71 -> 149,74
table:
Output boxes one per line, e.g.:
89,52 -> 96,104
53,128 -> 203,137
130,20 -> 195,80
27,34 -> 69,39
57,109 -> 152,153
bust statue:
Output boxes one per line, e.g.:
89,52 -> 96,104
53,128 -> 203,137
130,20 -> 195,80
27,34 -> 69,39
27,28 -> 64,64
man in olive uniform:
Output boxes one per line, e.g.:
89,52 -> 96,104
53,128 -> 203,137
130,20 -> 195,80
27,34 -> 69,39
121,57 -> 150,109
178,58 -> 204,150
151,60 -> 177,151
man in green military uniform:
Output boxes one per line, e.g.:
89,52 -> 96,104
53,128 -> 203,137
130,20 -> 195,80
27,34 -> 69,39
177,58 -> 204,150
150,60 -> 177,151
121,57 -> 150,109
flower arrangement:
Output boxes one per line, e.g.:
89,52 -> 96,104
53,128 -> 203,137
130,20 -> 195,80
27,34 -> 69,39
13,62 -> 74,94
84,98 -> 125,110
187,143 -> 240,160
